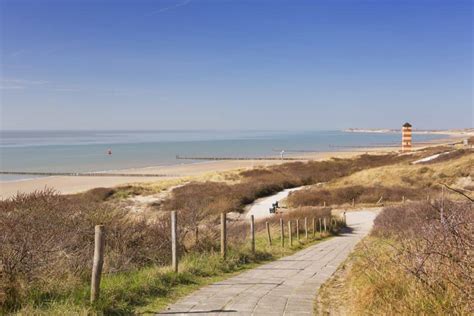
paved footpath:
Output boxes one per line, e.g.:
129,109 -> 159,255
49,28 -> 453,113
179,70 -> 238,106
159,211 -> 377,316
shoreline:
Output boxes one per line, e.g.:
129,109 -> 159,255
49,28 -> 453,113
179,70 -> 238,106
0,133 -> 463,200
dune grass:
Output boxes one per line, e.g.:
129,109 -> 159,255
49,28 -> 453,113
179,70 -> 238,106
315,200 -> 473,315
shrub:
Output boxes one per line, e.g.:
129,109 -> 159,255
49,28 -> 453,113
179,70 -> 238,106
0,190 -> 171,312
287,185 -> 436,207
369,200 -> 473,312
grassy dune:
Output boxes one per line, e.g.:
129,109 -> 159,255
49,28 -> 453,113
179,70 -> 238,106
288,149 -> 472,207
314,149 -> 473,315
316,200 -> 473,315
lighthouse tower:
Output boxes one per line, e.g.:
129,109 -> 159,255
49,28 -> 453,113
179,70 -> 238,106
402,122 -> 412,152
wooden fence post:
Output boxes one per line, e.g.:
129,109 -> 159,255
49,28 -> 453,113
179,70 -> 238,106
304,217 -> 308,239
324,217 -> 327,233
91,225 -> 105,303
221,212 -> 227,259
323,201 -> 326,207
402,195 -> 405,203
194,226 -> 199,246
280,218 -> 284,247
352,198 -> 355,207
296,219 -> 300,240
250,215 -> 255,253
319,218 -> 322,237
171,211 -> 178,273
288,221 -> 293,246
312,218 -> 316,237
266,221 -> 272,246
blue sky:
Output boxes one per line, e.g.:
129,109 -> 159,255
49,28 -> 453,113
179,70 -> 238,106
0,0 -> 472,130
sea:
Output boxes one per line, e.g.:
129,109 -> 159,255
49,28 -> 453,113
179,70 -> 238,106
0,130 -> 446,182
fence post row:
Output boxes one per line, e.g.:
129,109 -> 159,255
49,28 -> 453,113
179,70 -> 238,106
171,211 -> 178,273
91,225 -> 105,303
250,215 -> 255,253
266,221 -> 272,246
280,218 -> 284,247
221,212 -> 227,259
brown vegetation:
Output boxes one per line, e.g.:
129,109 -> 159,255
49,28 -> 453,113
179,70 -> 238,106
321,199 -> 473,315
0,190 -> 172,312
163,153 -> 412,216
290,149 -> 472,208
288,185 -> 437,206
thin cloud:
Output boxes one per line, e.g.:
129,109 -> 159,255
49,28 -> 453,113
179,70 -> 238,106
147,0 -> 191,16
0,85 -> 25,90
9,49 -> 27,57
1,78 -> 49,85
0,78 -> 49,90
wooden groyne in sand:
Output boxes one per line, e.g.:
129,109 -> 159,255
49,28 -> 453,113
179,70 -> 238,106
175,155 -> 303,161
0,171 -> 174,177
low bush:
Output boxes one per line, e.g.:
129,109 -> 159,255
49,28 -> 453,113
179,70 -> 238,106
163,153 -> 411,216
287,185 -> 436,207
0,190 -> 172,312
347,200 -> 473,314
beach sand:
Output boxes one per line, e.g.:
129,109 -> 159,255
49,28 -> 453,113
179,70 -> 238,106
0,151 -> 362,199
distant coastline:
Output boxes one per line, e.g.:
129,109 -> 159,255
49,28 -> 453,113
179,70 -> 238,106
343,128 -> 474,136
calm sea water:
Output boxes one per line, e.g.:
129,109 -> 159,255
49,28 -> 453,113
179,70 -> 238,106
0,130 -> 444,182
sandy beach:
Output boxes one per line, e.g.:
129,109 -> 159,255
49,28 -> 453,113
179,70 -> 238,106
0,151 -> 364,199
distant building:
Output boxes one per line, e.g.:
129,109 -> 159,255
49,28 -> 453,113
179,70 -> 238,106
402,122 -> 412,152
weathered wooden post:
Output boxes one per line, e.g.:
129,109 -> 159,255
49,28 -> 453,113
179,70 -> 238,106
91,225 -> 105,303
280,218 -> 284,247
171,211 -> 178,273
194,226 -> 199,245
402,195 -> 405,203
250,215 -> 255,253
304,217 -> 308,239
352,198 -> 355,207
324,217 -> 327,233
312,218 -> 316,237
319,218 -> 322,237
266,221 -> 272,246
296,219 -> 300,240
221,212 -> 227,259
288,221 -> 293,246
323,201 -> 326,207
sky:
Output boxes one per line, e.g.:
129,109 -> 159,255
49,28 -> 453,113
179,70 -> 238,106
0,0 -> 472,130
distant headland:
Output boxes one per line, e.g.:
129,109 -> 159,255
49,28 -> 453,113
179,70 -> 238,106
343,128 -> 474,136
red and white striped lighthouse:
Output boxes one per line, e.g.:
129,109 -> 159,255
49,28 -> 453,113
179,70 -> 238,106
402,122 -> 412,152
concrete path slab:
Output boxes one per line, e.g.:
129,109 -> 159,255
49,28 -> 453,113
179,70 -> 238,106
244,187 -> 304,220
158,210 -> 377,316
